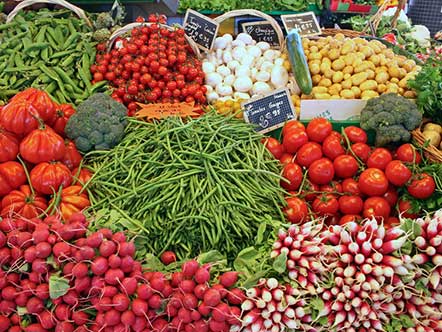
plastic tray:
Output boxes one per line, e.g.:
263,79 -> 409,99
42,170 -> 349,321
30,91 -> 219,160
269,120 -> 376,145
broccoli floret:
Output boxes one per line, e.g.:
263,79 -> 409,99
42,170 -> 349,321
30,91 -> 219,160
92,28 -> 111,43
360,93 -> 422,147
93,12 -> 114,30
375,124 -> 411,147
66,93 -> 128,153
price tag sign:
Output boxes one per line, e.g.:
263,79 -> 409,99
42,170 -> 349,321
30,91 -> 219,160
183,9 -> 219,51
242,88 -> 296,134
281,11 -> 321,37
241,21 -> 279,47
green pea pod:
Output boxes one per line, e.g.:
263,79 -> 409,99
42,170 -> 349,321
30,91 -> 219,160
62,32 -> 80,50
35,26 -> 47,43
24,43 -> 49,55
60,55 -> 75,68
52,67 -> 83,94
0,22 -> 18,32
91,80 -> 108,93
45,31 -> 59,51
41,48 -> 49,62
44,81 -> 57,94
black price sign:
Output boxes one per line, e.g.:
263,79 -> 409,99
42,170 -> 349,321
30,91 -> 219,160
281,11 -> 321,37
242,88 -> 296,134
183,9 -> 219,51
241,21 -> 279,47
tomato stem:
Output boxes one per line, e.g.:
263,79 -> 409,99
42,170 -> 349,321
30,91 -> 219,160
17,155 -> 35,197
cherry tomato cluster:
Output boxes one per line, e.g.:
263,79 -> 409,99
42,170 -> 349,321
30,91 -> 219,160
92,14 -> 206,115
263,118 -> 436,227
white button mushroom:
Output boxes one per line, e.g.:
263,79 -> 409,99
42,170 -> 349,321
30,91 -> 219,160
270,66 -> 289,89
214,36 -> 228,50
263,49 -> 276,61
202,61 -> 216,74
240,56 -> 255,67
223,74 -> 235,86
256,41 -> 271,51
274,58 -> 285,67
236,33 -> 254,45
233,92 -> 251,100
260,61 -> 274,73
205,72 -> 223,87
235,65 -> 251,78
251,67 -> 258,80
247,45 -> 262,58
227,60 -> 240,71
204,85 -> 213,93
252,81 -> 272,95
232,39 -> 246,48
232,46 -> 247,61
222,51 -> 233,64
206,91 -> 220,102
215,83 -> 233,96
216,65 -> 231,77
255,71 -> 271,82
222,34 -> 233,44
233,77 -> 253,92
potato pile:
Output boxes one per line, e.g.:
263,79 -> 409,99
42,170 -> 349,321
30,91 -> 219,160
422,122 -> 442,150
301,34 -> 420,100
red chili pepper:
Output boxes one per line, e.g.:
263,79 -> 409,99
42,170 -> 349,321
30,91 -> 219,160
383,33 -> 397,45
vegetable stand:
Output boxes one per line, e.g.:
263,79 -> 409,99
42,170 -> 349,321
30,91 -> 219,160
0,1 -> 442,332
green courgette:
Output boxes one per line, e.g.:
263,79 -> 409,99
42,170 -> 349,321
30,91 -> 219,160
286,29 -> 313,95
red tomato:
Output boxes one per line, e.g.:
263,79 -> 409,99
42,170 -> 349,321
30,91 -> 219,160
301,181 -> 320,202
383,186 -> 398,207
0,161 -> 27,196
339,214 -> 362,225
262,137 -> 284,160
320,181 -> 342,194
351,143 -> 371,163
338,195 -> 364,215
19,126 -> 66,164
407,173 -> 436,200
284,197 -> 309,223
325,213 -> 341,225
367,148 -> 393,170
296,142 -> 323,168
282,120 -> 305,137
308,158 -> 335,185
0,127 -> 19,163
363,197 -> 391,220
52,104 -> 76,137
397,198 -> 419,219
30,162 -> 73,195
279,153 -> 295,165
344,126 -> 367,144
396,143 -> 422,164
1,185 -> 47,219
61,141 -> 82,171
342,178 -> 361,196
282,129 -> 308,154
312,194 -> 339,216
385,160 -> 411,187
333,155 -> 359,178
358,168 -> 389,196
306,118 -> 332,143
49,186 -> 90,221
328,131 -> 342,140
281,163 -> 303,191
322,136 -> 345,160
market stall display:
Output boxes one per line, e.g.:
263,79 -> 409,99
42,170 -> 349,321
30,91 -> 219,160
0,1 -> 442,331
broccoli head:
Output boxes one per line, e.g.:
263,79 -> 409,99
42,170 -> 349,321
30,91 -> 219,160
360,93 -> 422,146
65,93 -> 128,153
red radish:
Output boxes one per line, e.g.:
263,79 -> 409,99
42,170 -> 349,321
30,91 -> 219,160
219,271 -> 238,288
99,240 -> 117,257
194,267 -> 210,284
203,288 -> 221,307
108,254 -> 122,268
198,302 -> 211,316
52,242 -> 71,257
75,276 -> 91,293
150,277 -> 165,292
137,284 -> 153,300
194,284 -> 209,299
24,324 -> 46,332
183,293 -> 198,309
209,319 -> 228,332
55,303 -> 70,320
104,309 -> 121,326
119,241 -> 135,257
120,255 -> 135,273
171,272 -> 184,286
112,231 -> 126,243
113,293 -> 130,311
72,262 -> 88,278
160,251 -> 177,265
211,284 -> 227,298
38,310 -> 54,329
91,256 -> 108,275
148,294 -> 163,309
98,228 -> 113,239
62,290 -> 78,306
120,277 -> 137,295
182,260 -> 199,277
72,311 -> 89,325
212,303 -> 229,322
86,232 -> 103,248
226,288 -> 244,305
121,310 -> 136,326
132,298 -> 148,316
179,279 -> 196,293
177,308 -> 192,324
193,320 -> 209,332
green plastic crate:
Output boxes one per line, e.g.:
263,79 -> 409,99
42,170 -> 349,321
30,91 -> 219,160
196,4 -> 322,16
269,120 -> 376,145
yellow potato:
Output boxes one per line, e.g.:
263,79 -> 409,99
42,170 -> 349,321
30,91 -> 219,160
388,66 -> 401,78
342,78 -> 353,89
319,78 -> 332,87
383,49 -> 395,59
368,40 -> 383,53
375,71 -> 389,84
398,77 -> 409,89
404,90 -> 416,98
424,123 -> 442,134
309,63 -> 321,75
343,54 -> 356,66
309,52 -> 322,61
369,54 -> 381,66
366,69 -> 375,80
332,71 -> 344,83
361,90 -> 379,100
354,62 -> 370,73
398,68 -> 407,79
341,40 -> 356,55
328,48 -> 341,60
390,77 -> 400,84
330,95 -> 342,100
343,73 -> 351,80
332,58 -> 346,71
335,33 -> 346,41
343,66 -> 354,75
310,46 -> 319,53
351,86 -> 361,98
322,57 -> 332,66
351,72 -> 369,86
314,93 -> 332,100
380,56 -> 388,66
377,84 -> 387,93
403,59 -> 417,72
312,86 -> 328,94
320,62 -> 331,74
328,83 -> 342,96
398,87 -> 404,95
375,65 -> 388,74
340,89 -> 355,99
359,46 -> 374,58
360,80 -> 378,91
324,69 -> 335,79
386,83 -> 399,93
312,74 -> 322,85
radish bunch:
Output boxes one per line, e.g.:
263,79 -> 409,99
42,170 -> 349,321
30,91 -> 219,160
241,278 -> 308,332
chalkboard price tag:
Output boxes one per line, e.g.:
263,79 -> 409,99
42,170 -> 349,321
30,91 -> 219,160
183,9 -> 219,51
242,88 -> 297,134
281,11 -> 321,37
241,21 -> 279,47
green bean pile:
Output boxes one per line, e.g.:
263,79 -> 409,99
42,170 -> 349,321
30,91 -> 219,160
86,113 -> 286,260
0,9 -> 106,104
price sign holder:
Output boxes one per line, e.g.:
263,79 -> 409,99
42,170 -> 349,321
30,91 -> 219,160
281,11 -> 321,37
241,21 -> 279,47
242,88 -> 297,134
183,9 -> 219,51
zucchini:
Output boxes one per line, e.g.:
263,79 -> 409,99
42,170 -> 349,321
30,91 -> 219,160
286,29 -> 313,95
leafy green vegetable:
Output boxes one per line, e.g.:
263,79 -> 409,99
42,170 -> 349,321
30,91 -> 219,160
408,61 -> 442,123
49,275 -> 70,299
